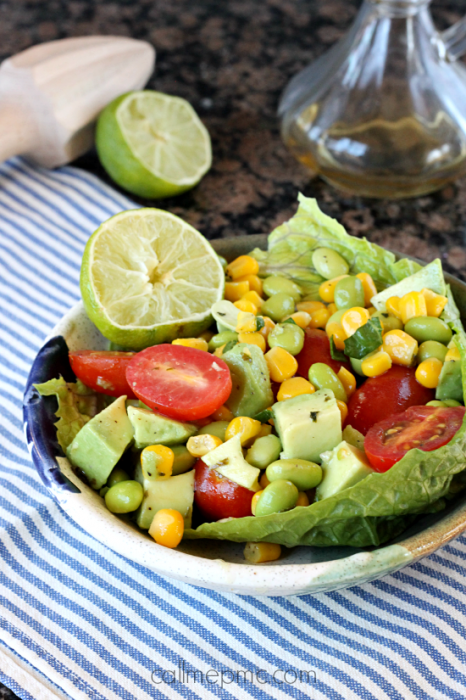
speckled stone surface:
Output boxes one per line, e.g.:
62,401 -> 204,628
2,0 -> 466,696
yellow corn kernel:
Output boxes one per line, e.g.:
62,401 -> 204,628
244,542 -> 281,563
308,306 -> 331,329
368,306 -> 377,316
236,274 -> 263,296
383,329 -> 418,366
421,288 -> 448,317
361,349 -> 392,377
238,332 -> 266,352
257,423 -> 273,438
236,311 -> 258,333
277,376 -> 315,401
296,492 -> 310,507
326,321 -> 347,350
288,311 -> 312,329
172,337 -> 209,352
386,296 -> 403,320
399,291 -> 427,324
260,472 -> 270,489
445,345 -> 461,362
226,255 -> 259,280
241,290 -> 264,308
149,509 -> 184,548
327,302 -> 338,316
356,272 -> 378,307
337,367 -> 356,398
415,357 -> 443,389
210,404 -> 234,421
264,346 -> 298,382
187,434 -> 223,457
225,280 -> 250,302
341,307 -> 370,338
296,300 -> 326,314
251,490 -> 264,516
198,329 -> 215,343
258,315 -> 275,340
213,344 -> 225,357
319,275 -> 349,303
141,445 -> 174,479
234,299 -> 259,314
225,416 -> 262,446
336,399 -> 348,423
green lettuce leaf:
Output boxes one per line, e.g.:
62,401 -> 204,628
442,284 -> 465,332
343,317 -> 383,360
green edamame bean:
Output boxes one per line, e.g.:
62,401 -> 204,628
350,357 -> 364,376
312,247 -> 350,280
426,400 -> 446,407
171,445 -> 197,475
255,479 -> 299,517
263,276 -> 302,302
372,311 -> 403,333
325,309 -> 345,331
404,317 -> 452,344
217,255 -> 228,271
107,467 -> 130,488
260,293 -> 296,322
308,362 -> 347,402
266,459 -> 322,490
199,421 -> 229,441
443,399 -> 462,407
418,340 -> 448,364
334,276 -> 365,311
209,331 -> 238,351
268,322 -> 305,355
246,434 -> 282,469
105,480 -> 143,514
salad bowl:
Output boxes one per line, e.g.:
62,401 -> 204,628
23,234 -> 466,596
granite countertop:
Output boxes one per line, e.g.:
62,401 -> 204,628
1,0 -> 466,696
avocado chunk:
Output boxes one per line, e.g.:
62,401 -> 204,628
317,441 -> 373,501
202,434 -> 261,491
436,360 -> 463,402
371,259 -> 446,312
127,406 -> 196,449
135,462 -> 195,530
222,343 -> 274,417
66,395 -> 134,490
272,389 -> 342,463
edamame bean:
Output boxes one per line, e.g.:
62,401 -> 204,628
266,459 -> 322,490
334,276 -> 365,311
105,480 -> 143,514
418,340 -> 448,364
350,357 -> 364,376
404,317 -> 452,344
198,421 -> 229,441
208,331 -> 238,351
246,435 -> 282,469
268,322 -> 305,355
255,479 -> 299,517
107,467 -> 130,488
426,400 -> 446,407
372,311 -> 403,332
171,445 -> 197,475
312,247 -> 349,279
260,293 -> 296,322
263,276 -> 302,302
217,255 -> 228,271
308,362 -> 348,402
443,399 -> 462,407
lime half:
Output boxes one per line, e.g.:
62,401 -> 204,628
95,91 -> 212,199
80,209 -> 224,349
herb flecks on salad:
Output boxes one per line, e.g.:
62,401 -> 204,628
36,198 -> 466,564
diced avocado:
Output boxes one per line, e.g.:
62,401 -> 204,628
127,406 -> 196,449
202,434 -> 260,491
272,389 -> 342,464
436,360 -> 463,402
135,460 -> 195,530
371,259 -> 446,312
316,441 -> 373,501
66,395 -> 134,490
342,425 -> 365,452
222,343 -> 274,417
212,300 -> 240,333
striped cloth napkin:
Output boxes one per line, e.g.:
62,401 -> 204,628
1,157 -> 466,700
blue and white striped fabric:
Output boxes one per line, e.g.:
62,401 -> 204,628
1,157 -> 466,700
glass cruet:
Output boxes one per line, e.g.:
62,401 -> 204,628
279,0 -> 466,198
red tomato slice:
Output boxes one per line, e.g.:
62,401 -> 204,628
296,328 -> 351,378
346,365 -> 435,435
194,459 -> 254,521
69,350 -> 136,398
365,405 -> 465,472
126,344 -> 232,421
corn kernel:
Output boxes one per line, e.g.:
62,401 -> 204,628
421,288 -> 448,317
241,290 -> 264,308
236,274 -> 263,296
172,338 -> 208,352
234,299 -> 259,314
251,490 -> 264,516
225,416 -> 262,446
326,321 -> 347,350
415,357 -> 443,389
214,345 -> 225,357
445,345 -> 461,362
337,367 -> 356,398
288,311 -> 312,329
149,509 -> 184,548
227,255 -> 259,280
257,423 -> 273,438
187,434 -> 223,457
399,291 -> 427,324
141,445 -> 174,479
260,472 -> 270,489
264,346 -> 298,382
341,307 -> 370,337
336,399 -> 348,422
383,329 -> 418,366
327,302 -> 338,316
258,316 -> 275,340
277,376 -> 315,401
211,404 -> 234,421
386,296 -> 403,320
236,311 -> 258,333
368,306 -> 377,316
296,300 -> 326,314
361,349 -> 392,377
308,306 -> 331,329
296,492 -> 310,507
225,280 -> 250,302
319,275 -> 349,303
238,332 -> 266,352
244,542 -> 281,563
356,272 -> 378,307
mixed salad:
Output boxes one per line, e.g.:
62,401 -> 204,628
36,196 -> 466,564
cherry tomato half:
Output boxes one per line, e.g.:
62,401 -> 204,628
365,405 -> 465,472
194,459 -> 254,521
296,328 -> 351,379
126,344 -> 232,421
69,350 -> 136,398
346,365 -> 434,435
